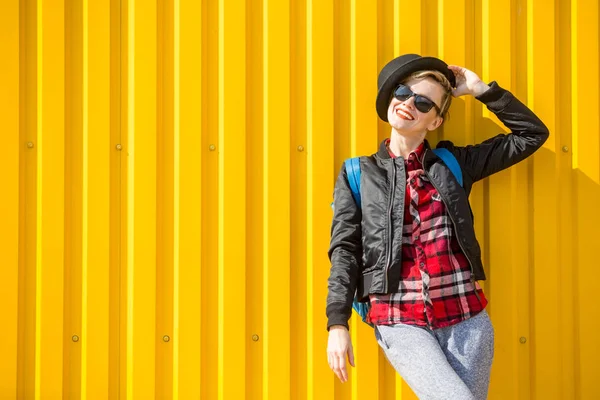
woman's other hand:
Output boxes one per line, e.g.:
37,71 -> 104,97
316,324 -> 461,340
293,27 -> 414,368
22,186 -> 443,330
327,325 -> 355,383
448,65 -> 490,97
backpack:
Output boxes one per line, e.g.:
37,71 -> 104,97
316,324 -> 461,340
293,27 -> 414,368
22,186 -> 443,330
342,148 -> 464,327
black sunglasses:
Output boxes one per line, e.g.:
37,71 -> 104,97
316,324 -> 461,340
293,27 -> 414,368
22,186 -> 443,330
393,84 -> 441,114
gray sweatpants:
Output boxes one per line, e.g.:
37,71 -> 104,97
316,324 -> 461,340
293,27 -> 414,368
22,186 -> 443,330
374,310 -> 494,400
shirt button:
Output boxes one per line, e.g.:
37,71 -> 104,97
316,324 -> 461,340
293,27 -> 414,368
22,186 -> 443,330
420,262 -> 425,267
410,179 -> 415,184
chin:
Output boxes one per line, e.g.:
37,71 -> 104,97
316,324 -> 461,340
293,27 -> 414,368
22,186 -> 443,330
389,117 -> 413,131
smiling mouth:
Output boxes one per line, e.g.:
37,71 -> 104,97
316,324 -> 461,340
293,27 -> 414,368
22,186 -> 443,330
395,107 -> 414,120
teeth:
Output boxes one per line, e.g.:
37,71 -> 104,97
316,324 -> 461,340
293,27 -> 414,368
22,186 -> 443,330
396,108 -> 413,120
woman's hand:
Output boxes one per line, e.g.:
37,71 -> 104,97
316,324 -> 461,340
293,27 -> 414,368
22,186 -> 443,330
327,325 -> 355,383
448,65 -> 490,98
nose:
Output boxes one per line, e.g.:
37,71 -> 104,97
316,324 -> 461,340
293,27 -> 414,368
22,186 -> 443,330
402,95 -> 417,110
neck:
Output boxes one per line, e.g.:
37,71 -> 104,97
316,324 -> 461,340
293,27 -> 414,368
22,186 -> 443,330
388,128 -> 427,158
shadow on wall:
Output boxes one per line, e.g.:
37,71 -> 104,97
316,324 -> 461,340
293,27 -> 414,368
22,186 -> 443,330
443,100 -> 599,399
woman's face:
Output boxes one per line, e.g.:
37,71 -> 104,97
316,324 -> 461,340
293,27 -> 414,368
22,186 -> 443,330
386,77 -> 445,134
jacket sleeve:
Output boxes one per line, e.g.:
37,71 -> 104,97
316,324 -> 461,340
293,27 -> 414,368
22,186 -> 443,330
326,162 -> 362,331
438,81 -> 550,183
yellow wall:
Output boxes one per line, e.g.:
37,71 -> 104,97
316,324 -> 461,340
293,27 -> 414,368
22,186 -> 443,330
1,0 -> 598,399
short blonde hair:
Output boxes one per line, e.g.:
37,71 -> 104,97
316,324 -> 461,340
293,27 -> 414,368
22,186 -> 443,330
402,70 -> 453,120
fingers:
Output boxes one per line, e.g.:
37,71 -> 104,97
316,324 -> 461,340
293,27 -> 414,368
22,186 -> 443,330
328,350 -> 349,382
343,353 -> 350,381
332,353 -> 345,382
448,65 -> 481,83
447,65 -> 465,76
338,354 -> 347,382
448,64 -> 469,74
348,345 -> 355,368
328,351 -> 339,381
447,66 -> 466,91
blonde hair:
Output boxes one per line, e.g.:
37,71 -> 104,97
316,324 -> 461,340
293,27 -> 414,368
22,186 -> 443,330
403,70 -> 453,120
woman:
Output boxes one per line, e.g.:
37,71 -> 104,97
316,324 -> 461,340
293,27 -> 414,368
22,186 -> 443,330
326,54 -> 548,399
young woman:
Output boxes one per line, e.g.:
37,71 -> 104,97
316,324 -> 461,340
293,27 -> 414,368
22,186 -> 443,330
326,54 -> 548,399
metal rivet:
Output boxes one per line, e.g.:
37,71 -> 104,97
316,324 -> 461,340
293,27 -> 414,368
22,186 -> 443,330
562,146 -> 569,153
519,337 -> 527,344
27,142 -> 34,149
116,144 -> 123,151
72,335 -> 80,342
209,144 -> 216,151
163,335 -> 170,342
252,334 -> 259,342
297,145 -> 304,152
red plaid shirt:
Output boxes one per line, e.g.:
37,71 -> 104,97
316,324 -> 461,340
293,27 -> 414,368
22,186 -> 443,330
367,140 -> 487,329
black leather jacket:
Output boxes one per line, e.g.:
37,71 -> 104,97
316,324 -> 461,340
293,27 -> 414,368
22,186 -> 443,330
326,82 -> 549,330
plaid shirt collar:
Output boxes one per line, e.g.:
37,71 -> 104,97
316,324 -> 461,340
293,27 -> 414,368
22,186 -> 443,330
385,138 -> 426,162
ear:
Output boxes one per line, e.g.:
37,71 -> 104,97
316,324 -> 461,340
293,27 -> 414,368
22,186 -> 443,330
427,115 -> 444,131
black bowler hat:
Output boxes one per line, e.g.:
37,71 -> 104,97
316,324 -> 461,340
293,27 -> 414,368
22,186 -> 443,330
376,54 -> 456,122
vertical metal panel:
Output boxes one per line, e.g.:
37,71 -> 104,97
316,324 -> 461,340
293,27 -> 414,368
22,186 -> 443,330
263,0 -> 291,399
156,0 -> 175,397
125,0 -> 158,397
217,1 -> 246,400
556,3 -> 576,399
64,0 -> 84,396
203,0 -> 219,398
571,1 -> 600,400
529,1 -> 561,400
306,1 -> 334,399
174,0 -> 203,398
290,0 -> 308,398
36,0 -> 66,398
109,1 -> 123,397
83,0 -> 112,397
20,1 -> 40,397
3,0 -> 600,399
0,0 -> 20,397
246,0 -> 264,397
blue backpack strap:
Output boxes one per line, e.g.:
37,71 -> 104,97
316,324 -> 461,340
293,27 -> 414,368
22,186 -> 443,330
433,148 -> 463,187
343,157 -> 373,327
344,157 -> 362,207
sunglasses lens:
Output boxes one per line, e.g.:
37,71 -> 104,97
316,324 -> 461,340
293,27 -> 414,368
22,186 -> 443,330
394,85 -> 412,101
414,97 -> 435,113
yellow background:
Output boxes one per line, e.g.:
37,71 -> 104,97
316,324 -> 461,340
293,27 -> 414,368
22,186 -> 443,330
1,0 -> 598,399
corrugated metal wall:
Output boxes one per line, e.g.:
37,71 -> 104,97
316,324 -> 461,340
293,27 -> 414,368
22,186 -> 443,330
1,0 -> 599,399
